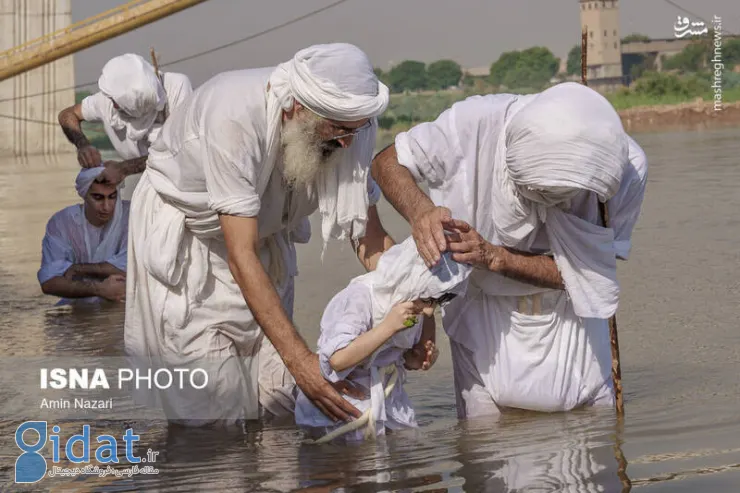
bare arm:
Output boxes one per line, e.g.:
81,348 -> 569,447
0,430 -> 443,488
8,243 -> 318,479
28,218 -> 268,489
59,103 -> 103,167
496,248 -> 564,290
97,156 -> 148,185
354,205 -> 394,272
58,104 -> 91,149
445,219 -> 564,290
220,214 -> 361,421
68,262 -> 125,279
371,145 -> 435,224
41,274 -> 126,301
41,277 -> 101,299
329,321 -> 397,373
372,145 -> 451,266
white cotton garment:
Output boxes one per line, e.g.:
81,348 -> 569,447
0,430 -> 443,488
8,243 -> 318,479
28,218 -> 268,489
38,167 -> 129,304
97,54 -> 167,142
295,237 -> 471,440
125,45 -> 386,424
394,83 -> 648,414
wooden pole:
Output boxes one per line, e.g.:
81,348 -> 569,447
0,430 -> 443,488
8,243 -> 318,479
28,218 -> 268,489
581,24 -> 625,416
150,47 -> 160,77
0,0 -> 211,82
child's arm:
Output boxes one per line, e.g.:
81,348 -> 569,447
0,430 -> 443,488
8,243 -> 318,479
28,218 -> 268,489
329,301 -> 415,373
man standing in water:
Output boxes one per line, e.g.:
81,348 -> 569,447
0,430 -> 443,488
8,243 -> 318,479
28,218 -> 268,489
58,53 -> 192,200
372,82 -> 648,418
122,43 -> 398,426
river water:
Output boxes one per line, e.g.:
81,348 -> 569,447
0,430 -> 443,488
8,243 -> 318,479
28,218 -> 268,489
1,127 -> 739,491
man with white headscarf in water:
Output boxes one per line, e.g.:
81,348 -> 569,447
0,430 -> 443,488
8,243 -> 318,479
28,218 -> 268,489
372,82 -> 648,417
121,43 -> 400,427
38,167 -> 129,305
58,53 -> 193,200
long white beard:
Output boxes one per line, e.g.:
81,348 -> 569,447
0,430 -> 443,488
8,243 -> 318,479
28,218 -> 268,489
281,115 -> 345,188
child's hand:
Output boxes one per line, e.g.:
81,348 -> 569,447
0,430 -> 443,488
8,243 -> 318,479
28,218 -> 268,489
384,301 -> 418,331
403,340 -> 439,371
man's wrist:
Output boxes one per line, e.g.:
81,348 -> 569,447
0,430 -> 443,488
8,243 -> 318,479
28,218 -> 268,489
487,244 -> 509,273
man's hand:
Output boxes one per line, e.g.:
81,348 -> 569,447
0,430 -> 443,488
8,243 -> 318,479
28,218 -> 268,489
404,340 -> 439,371
94,274 -> 126,302
411,206 -> 452,267
292,353 -> 362,422
77,145 -> 102,168
95,161 -> 126,186
444,218 -> 509,272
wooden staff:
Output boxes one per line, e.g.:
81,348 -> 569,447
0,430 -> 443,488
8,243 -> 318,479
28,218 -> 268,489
150,46 -> 160,78
581,25 -> 625,416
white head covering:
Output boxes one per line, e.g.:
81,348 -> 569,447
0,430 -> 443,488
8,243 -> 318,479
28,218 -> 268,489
264,43 -> 390,251
75,166 -> 107,199
351,236 -> 471,349
98,53 -> 166,142
490,82 -> 629,318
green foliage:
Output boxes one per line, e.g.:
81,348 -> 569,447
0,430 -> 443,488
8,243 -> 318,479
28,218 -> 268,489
426,59 -> 463,90
75,91 -> 91,105
387,60 -> 428,92
621,33 -> 651,43
566,45 -> 581,76
663,42 -> 709,72
489,47 -> 559,90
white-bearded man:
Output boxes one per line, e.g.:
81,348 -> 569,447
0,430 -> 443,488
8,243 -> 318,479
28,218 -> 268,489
114,43 -> 416,427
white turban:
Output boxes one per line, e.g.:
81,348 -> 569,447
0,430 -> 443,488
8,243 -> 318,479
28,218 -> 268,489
75,166 -> 107,198
98,53 -> 166,141
264,43 -> 390,250
491,82 -> 629,318
351,236 -> 471,348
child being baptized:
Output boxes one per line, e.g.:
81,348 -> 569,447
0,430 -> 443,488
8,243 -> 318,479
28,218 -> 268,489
295,236 -> 470,443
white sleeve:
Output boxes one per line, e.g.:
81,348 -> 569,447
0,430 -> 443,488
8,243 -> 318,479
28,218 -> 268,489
609,136 -> 648,260
394,94 -> 504,185
202,112 -> 264,218
37,213 -> 76,284
80,92 -> 110,122
316,283 -> 373,382
163,72 -> 194,111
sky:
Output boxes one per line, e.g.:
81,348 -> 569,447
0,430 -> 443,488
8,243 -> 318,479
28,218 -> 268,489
70,0 -> 740,88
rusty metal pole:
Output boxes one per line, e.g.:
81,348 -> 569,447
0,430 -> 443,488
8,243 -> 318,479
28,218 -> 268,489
581,24 -> 625,417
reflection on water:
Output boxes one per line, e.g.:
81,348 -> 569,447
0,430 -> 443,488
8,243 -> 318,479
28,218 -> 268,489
2,128 -> 740,491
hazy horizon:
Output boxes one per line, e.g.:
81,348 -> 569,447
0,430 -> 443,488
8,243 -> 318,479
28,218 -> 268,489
67,0 -> 740,88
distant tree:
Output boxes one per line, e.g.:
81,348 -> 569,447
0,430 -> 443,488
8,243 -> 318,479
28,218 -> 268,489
494,47 -> 559,89
721,39 -> 740,68
566,45 -> 582,76
663,42 -> 709,72
388,60 -> 428,92
621,33 -> 651,43
426,59 -> 463,89
489,51 -> 520,85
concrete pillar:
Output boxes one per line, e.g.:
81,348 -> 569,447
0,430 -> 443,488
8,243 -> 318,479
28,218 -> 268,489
0,0 -> 75,157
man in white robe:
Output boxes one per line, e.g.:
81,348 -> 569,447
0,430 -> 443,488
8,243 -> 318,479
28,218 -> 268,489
371,82 -> 648,418
58,53 -> 193,200
38,167 -> 129,305
122,43 -> 398,426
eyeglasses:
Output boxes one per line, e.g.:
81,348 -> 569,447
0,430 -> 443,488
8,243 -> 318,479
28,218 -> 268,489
326,119 -> 372,141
